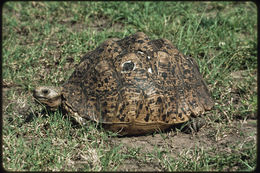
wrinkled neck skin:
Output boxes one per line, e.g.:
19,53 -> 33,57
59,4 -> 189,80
45,96 -> 62,111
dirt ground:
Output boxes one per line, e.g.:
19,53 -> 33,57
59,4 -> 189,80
110,119 -> 257,171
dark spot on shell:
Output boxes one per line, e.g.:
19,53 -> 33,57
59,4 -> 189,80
119,103 -> 126,114
154,65 -> 158,74
156,97 -> 162,104
104,89 -> 109,93
183,69 -> 190,74
178,113 -> 182,118
114,47 -> 119,52
119,108 -> 123,114
102,101 -> 107,107
99,48 -> 104,53
134,77 -> 143,82
119,116 -> 125,121
136,112 -> 139,118
166,80 -> 171,85
149,99 -> 154,104
162,72 -> 167,79
89,97 -> 96,101
137,39 -> 144,43
159,62 -> 167,68
102,109 -> 108,115
117,114 -> 125,122
161,107 -> 164,113
171,67 -> 175,75
139,103 -> 143,110
138,69 -> 146,74
144,114 -> 150,122
181,107 -> 187,115
162,114 -> 166,121
92,76 -> 98,82
166,110 -> 172,116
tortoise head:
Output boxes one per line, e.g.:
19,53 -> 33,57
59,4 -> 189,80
33,86 -> 62,110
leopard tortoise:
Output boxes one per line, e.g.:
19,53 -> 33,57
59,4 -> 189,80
33,32 -> 214,135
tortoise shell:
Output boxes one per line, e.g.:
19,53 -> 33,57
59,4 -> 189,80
59,32 -> 214,135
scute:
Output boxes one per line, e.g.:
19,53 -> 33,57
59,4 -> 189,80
61,32 -> 214,135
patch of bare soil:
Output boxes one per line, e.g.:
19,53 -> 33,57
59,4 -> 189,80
111,119 -> 257,171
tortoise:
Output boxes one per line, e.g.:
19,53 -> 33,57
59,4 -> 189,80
33,32 -> 214,135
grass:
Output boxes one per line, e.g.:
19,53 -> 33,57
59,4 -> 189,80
2,1 -> 257,171
161,139 -> 256,171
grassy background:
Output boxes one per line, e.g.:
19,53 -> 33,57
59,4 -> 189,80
2,1 -> 257,171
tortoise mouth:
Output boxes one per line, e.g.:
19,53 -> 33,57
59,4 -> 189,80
33,95 -> 62,110
33,90 -> 50,103
33,96 -> 49,105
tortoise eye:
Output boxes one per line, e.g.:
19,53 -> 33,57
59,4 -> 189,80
122,61 -> 135,72
42,89 -> 49,95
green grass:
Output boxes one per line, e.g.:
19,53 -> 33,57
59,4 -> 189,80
161,140 -> 256,171
2,1 -> 257,171
170,137 -> 256,171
